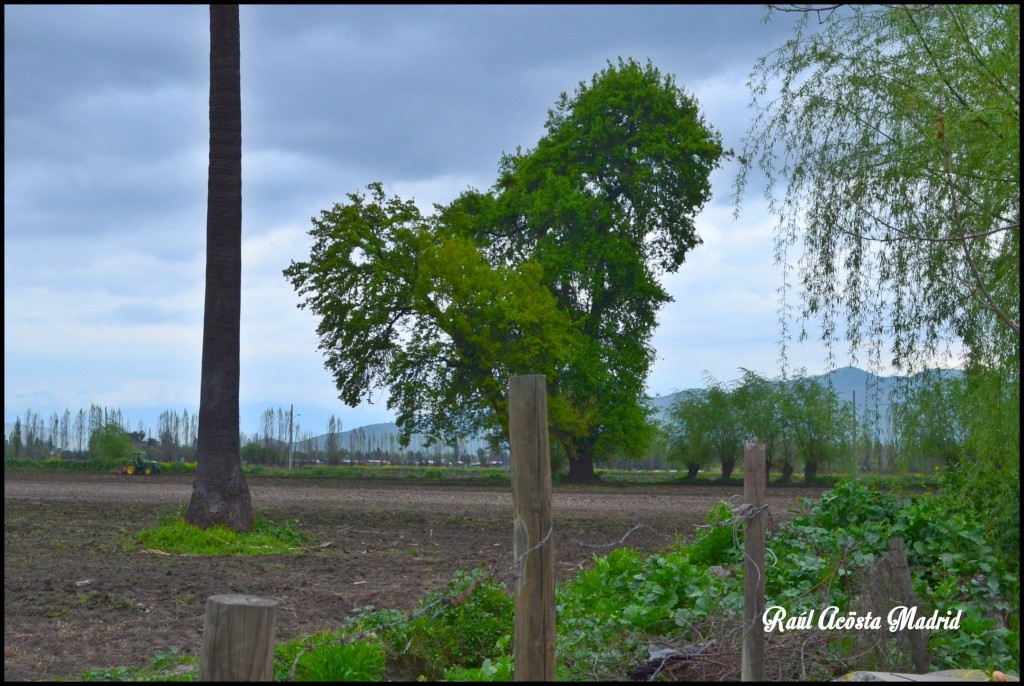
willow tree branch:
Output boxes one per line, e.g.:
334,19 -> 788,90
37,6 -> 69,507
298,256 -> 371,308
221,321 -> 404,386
835,198 -> 1015,244
940,126 -> 1020,337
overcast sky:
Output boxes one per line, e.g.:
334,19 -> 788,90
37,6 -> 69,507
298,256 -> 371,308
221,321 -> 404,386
5,5 -> 872,438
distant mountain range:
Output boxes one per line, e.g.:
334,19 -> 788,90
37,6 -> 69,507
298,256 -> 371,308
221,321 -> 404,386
294,422 -> 494,454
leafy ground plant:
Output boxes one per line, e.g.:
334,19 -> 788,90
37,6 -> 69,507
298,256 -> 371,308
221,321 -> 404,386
275,631 -> 387,682
397,567 -> 513,678
769,481 -> 1019,673
551,481 -> 1018,680
271,568 -> 513,682
67,648 -> 196,682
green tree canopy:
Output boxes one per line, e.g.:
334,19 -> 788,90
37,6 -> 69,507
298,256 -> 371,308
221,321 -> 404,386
731,368 -> 786,474
664,391 -> 716,480
287,184 -> 578,447
6,419 -> 24,459
286,58 -> 726,482
782,374 -> 854,482
701,378 -> 745,479
889,371 -> 967,470
89,422 -> 133,466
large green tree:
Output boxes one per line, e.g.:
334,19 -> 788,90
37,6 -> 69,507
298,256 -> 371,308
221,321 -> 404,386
782,374 -> 854,482
700,379 -> 744,479
89,422 -> 133,466
187,4 -> 253,531
475,58 -> 725,481
738,5 -> 1018,548
286,184 -> 580,456
731,368 -> 786,475
664,391 -> 716,480
889,370 -> 967,470
286,58 -> 725,482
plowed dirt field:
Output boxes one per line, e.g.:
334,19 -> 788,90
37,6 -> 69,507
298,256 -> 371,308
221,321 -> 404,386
4,470 -> 828,681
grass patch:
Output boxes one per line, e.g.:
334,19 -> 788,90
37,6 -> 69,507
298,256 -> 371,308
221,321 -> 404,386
63,648 -> 196,682
4,459 -> 940,491
133,509 -> 309,556
271,568 -> 512,682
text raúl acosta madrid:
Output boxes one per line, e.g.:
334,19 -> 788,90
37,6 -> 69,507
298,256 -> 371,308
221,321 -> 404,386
762,605 -> 963,633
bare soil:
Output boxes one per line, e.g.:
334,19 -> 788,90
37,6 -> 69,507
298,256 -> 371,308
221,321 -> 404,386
3,470 -> 828,681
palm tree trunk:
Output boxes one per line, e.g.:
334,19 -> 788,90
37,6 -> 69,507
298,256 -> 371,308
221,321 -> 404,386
186,4 -> 253,532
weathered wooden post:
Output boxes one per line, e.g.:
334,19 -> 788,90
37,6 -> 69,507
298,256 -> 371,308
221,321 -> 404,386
509,374 -> 556,681
886,537 -> 930,672
857,537 -> 930,673
200,594 -> 278,681
741,440 -> 766,682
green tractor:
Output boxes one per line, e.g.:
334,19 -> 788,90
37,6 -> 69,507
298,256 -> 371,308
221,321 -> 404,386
116,452 -> 162,476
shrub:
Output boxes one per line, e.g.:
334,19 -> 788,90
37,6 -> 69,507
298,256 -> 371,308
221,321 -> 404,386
275,631 -> 387,682
400,568 -> 513,677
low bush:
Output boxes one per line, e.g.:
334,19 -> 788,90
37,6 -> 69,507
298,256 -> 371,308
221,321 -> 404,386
275,631 -> 387,682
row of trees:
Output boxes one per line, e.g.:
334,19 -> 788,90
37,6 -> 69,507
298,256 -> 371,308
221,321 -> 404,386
663,370 -> 854,482
4,370 -> 961,477
2,405 -> 303,464
5,405 -> 148,460
653,368 -> 970,483
241,435 -> 508,469
3,404 -> 509,468
241,409 -> 509,467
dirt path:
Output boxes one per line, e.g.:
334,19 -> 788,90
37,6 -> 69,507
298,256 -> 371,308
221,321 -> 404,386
4,470 -> 827,681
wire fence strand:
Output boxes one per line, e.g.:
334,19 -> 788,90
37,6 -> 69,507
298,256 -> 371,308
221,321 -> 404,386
286,495 -> 773,681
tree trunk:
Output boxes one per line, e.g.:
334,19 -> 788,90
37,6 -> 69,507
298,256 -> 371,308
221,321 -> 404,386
561,436 -> 601,484
566,453 -> 601,483
781,462 -> 794,483
803,462 -> 818,483
687,464 -> 700,479
187,4 -> 253,532
721,456 -> 736,480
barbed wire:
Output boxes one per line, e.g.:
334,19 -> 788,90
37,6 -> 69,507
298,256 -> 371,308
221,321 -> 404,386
510,521 -> 680,579
694,494 -> 778,591
690,493 -> 779,643
286,495 -> 775,680
400,493 -> 873,682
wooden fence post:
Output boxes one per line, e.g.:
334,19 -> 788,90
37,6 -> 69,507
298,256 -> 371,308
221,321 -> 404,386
856,537 -> 931,673
509,374 -> 556,681
741,440 -> 767,682
886,537 -> 930,672
200,594 -> 278,681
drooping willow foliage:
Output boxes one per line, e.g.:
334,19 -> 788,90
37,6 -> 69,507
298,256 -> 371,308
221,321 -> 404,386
737,5 -> 1019,559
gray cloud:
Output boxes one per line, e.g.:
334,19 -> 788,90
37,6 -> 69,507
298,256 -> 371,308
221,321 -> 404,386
6,5 -> 837,436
